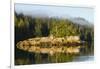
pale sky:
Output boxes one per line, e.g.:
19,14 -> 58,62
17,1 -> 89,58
15,3 -> 94,23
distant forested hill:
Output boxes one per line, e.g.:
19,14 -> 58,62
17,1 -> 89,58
14,12 -> 94,43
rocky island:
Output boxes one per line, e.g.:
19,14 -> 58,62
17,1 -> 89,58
16,36 -> 84,55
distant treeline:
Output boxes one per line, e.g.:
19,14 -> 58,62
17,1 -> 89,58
15,12 -> 94,43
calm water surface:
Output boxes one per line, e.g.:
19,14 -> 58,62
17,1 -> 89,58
15,43 -> 94,65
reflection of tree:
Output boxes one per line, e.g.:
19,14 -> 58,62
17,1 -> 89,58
86,32 -> 92,52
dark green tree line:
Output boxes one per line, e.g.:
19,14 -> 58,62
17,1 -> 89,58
15,12 -> 94,44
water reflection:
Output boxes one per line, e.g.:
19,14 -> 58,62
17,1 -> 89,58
15,43 -> 94,65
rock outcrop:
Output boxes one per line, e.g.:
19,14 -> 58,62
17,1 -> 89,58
16,36 -> 82,55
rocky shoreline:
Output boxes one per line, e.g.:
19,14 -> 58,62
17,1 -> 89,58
16,36 -> 83,55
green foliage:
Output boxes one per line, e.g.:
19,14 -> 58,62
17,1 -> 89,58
15,12 -> 94,43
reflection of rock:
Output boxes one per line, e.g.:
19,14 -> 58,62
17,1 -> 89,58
17,45 -> 80,55
16,36 -> 82,55
66,46 -> 80,54
49,50 -> 54,56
